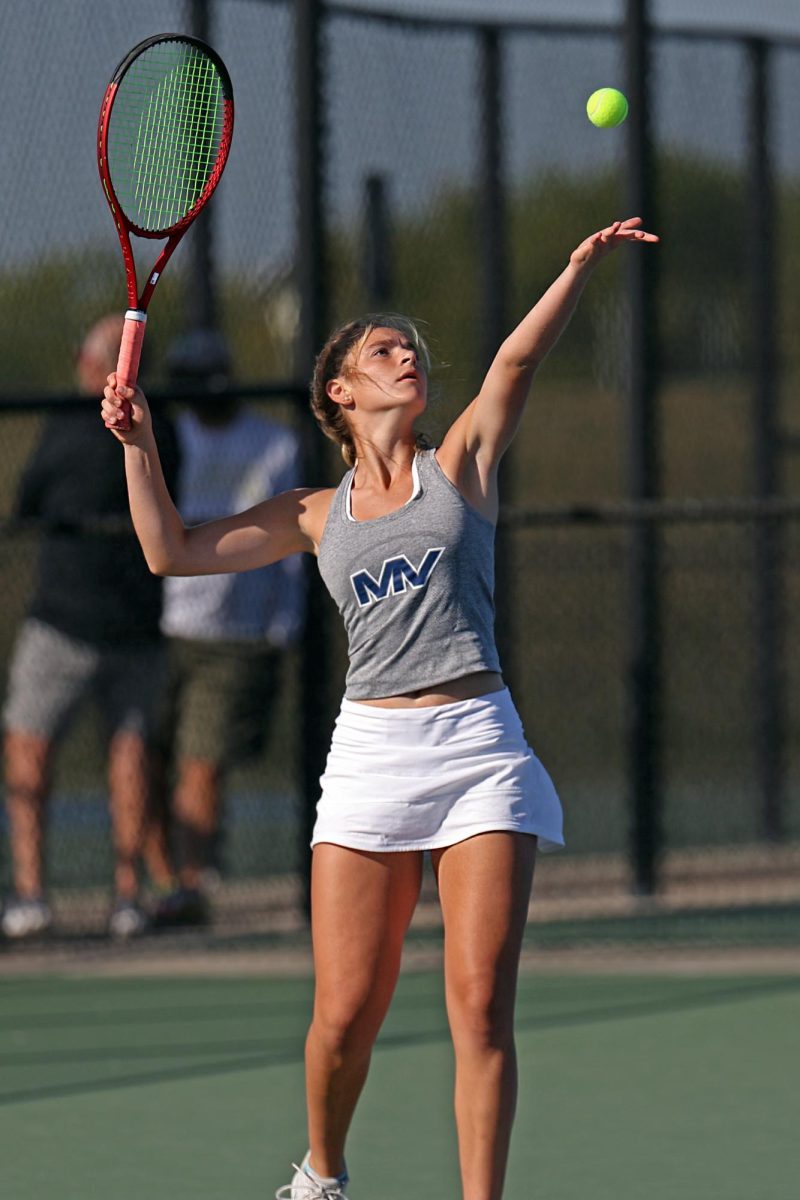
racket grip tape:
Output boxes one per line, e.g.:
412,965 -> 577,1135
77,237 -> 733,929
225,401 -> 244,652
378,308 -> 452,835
114,311 -> 147,430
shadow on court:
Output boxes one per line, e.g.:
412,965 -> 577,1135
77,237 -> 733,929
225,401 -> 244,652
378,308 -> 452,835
2,971 -> 799,1108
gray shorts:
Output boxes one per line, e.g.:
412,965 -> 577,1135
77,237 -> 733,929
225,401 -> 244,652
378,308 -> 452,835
3,618 -> 167,743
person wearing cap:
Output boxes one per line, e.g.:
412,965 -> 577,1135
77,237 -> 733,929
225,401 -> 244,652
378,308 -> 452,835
150,327 -> 305,925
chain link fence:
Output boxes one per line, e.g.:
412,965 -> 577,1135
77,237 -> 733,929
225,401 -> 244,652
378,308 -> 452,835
1,0 -> 799,946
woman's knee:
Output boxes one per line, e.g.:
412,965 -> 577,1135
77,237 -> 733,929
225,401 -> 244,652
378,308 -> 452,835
309,994 -> 384,1059
447,970 -> 516,1050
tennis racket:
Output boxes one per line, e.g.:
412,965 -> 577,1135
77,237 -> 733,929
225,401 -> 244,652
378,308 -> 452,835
97,33 -> 234,428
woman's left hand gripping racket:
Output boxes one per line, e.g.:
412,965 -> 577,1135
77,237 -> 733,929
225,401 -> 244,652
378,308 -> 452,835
97,33 -> 234,428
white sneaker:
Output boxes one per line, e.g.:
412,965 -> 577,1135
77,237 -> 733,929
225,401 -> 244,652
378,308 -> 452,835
275,1152 -> 350,1199
108,900 -> 149,940
2,896 -> 52,939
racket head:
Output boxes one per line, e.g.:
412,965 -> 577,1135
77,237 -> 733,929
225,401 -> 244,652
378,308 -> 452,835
98,33 -> 234,242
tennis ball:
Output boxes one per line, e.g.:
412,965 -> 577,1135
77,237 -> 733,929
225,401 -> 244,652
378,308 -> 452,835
586,87 -> 628,128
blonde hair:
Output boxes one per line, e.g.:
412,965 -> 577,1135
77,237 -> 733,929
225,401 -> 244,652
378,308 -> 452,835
310,314 -> 431,467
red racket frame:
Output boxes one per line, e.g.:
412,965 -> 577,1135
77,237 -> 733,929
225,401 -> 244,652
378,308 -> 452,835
97,33 -> 234,419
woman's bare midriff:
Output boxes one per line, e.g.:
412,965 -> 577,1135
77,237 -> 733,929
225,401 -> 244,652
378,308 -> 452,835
354,670 -> 504,709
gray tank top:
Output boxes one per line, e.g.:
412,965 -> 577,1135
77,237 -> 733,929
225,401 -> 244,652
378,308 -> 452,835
317,448 -> 500,699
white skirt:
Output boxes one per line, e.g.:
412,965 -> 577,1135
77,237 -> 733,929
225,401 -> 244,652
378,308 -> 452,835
312,688 -> 564,853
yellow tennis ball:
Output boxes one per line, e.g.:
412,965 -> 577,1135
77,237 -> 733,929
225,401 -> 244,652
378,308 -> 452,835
586,87 -> 629,128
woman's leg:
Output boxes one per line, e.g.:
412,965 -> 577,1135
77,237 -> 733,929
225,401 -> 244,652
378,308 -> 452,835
432,832 -> 537,1200
305,844 -> 423,1179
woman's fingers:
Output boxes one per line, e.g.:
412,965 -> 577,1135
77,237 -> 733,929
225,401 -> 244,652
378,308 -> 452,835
101,391 -> 130,430
619,227 -> 659,242
601,221 -> 659,245
601,220 -> 622,240
572,218 -> 658,266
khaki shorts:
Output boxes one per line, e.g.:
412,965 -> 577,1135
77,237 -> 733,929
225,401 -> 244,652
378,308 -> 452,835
157,637 -> 281,768
3,617 -> 167,742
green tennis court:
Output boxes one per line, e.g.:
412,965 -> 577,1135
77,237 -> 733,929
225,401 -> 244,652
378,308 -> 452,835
2,966 -> 797,1199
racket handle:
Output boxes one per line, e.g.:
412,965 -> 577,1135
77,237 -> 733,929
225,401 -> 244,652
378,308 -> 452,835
114,311 -> 147,430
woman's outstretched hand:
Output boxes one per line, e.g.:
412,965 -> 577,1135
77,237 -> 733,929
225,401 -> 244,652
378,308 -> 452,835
101,373 -> 152,445
570,217 -> 659,268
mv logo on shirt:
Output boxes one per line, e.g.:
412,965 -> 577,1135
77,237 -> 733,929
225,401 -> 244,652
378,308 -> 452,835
351,547 -> 445,608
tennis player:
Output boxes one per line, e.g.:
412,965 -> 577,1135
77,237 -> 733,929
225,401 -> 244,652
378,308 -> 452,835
102,217 -> 657,1200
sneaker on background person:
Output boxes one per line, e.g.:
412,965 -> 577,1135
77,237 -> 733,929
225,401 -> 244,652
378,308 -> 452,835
108,898 -> 150,940
1,895 -> 52,940
151,885 -> 211,928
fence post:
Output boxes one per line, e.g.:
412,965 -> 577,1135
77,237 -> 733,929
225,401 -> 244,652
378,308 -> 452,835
295,0 -> 331,916
625,0 -> 662,895
478,26 -> 507,371
748,37 -> 785,842
363,174 -> 392,309
478,25 -> 515,687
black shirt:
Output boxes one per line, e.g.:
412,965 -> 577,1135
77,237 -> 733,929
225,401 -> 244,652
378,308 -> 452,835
14,407 -> 180,647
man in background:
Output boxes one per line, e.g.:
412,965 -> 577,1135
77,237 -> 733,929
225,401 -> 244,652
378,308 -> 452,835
2,315 -> 179,940
151,329 -> 304,926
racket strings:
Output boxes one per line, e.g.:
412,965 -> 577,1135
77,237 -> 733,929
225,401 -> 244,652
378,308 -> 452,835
127,52 -> 222,205
134,58 -> 217,226
108,43 -> 226,232
129,54 -> 221,225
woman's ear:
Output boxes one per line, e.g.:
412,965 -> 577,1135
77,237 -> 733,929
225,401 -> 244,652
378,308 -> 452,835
327,377 -> 354,408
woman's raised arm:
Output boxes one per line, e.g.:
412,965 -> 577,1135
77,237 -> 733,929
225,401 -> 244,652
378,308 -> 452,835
438,218 -> 658,504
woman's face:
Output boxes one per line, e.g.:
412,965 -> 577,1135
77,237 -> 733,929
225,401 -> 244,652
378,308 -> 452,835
344,325 -> 428,414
